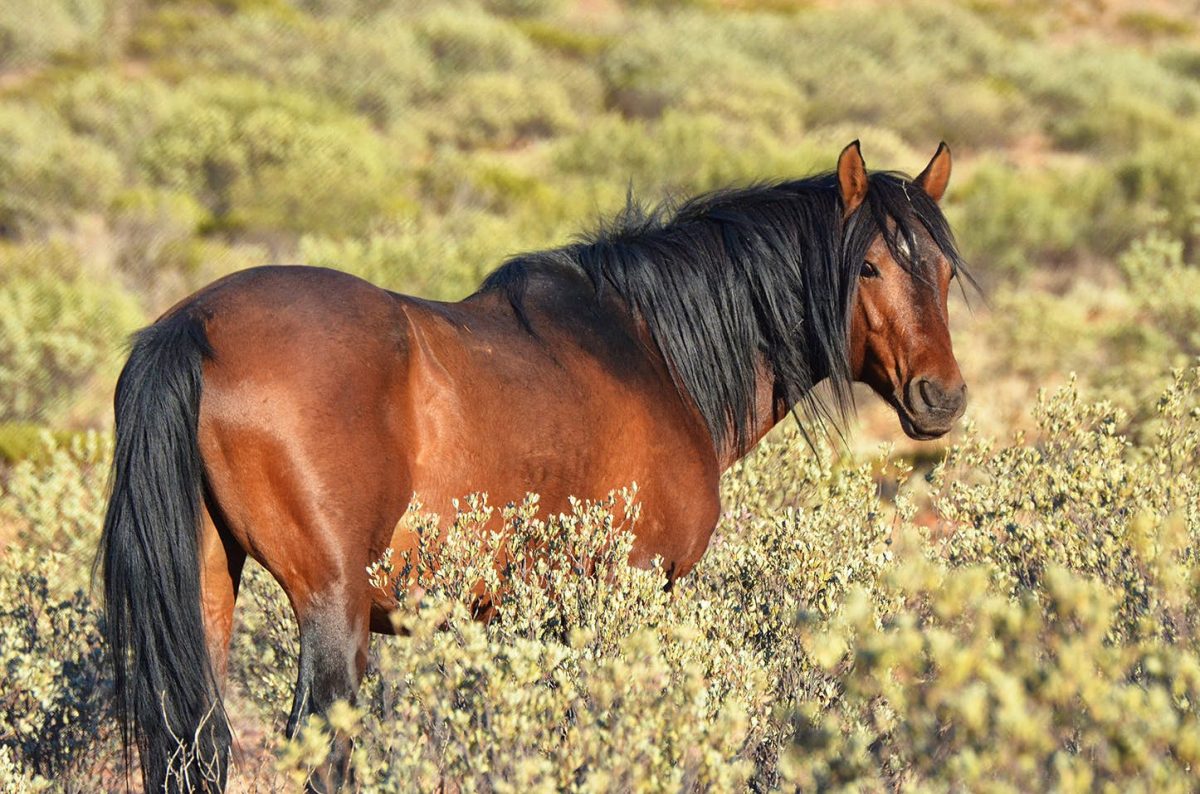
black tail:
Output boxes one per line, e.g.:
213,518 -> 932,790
99,311 -> 230,792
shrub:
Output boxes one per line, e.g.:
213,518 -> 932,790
433,72 -> 579,148
482,0 -> 568,17
0,0 -> 106,68
0,106 -> 123,236
0,434 -> 117,786
166,11 -> 437,129
948,157 -> 1134,281
298,208 -> 556,301
598,11 -> 803,127
0,245 -> 142,425
776,4 -> 1028,146
137,78 -> 404,234
936,373 -> 1200,640
781,552 -> 1200,791
0,548 -> 112,783
54,72 -> 181,172
415,6 -> 536,73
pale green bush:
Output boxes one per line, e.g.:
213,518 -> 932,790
971,231 -> 1200,420
298,208 -> 553,300
482,0 -> 567,17
55,72 -> 181,172
0,548 -> 112,783
599,11 -> 803,129
271,369 -> 1200,791
948,157 -> 1138,281
0,106 -> 123,236
433,72 -> 579,148
168,11 -> 437,128
0,431 -> 111,578
0,245 -> 142,425
0,434 -> 116,785
415,6 -> 536,73
279,490 -> 753,791
5,2 -> 1200,789
1116,135 -> 1200,254
937,371 -> 1200,640
782,550 -> 1200,792
6,366 -> 1200,790
137,77 -> 404,234
0,0 -> 106,68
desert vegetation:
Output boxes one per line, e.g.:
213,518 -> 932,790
5,0 -> 1200,790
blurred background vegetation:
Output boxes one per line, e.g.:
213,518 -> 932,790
2,0 -> 1200,438
5,0 -> 1200,790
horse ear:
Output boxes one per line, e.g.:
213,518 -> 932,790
916,142 -> 952,203
837,140 -> 868,219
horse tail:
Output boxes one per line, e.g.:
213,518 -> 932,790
99,309 -> 229,793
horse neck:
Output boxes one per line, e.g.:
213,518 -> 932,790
716,355 -> 790,471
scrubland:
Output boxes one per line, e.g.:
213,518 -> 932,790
5,0 -> 1200,790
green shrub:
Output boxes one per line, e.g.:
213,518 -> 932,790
298,208 -> 555,300
167,11 -> 437,128
936,373 -> 1200,640
0,548 -> 112,783
268,365 -> 1200,790
136,77 -> 404,234
0,434 -> 117,785
1004,45 -> 1200,153
1115,135 -> 1200,254
0,245 -> 142,425
432,71 -> 579,148
415,6 -> 536,73
54,72 -> 181,171
482,0 -> 568,17
0,424 -> 89,466
598,11 -> 802,126
948,158 -> 1136,281
0,106 -> 123,236
781,553 -> 1200,792
0,0 -> 106,68
777,4 -> 1028,146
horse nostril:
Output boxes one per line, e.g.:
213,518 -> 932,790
910,377 -> 965,414
918,378 -> 937,408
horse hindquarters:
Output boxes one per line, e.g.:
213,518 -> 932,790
192,268 -> 417,789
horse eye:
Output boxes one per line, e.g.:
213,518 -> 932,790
860,260 -> 880,279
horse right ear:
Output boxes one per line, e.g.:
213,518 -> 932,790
916,141 -> 952,203
837,140 -> 868,219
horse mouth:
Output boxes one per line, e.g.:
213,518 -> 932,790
886,391 -> 957,441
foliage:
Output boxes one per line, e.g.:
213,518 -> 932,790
0,245 -> 142,425
937,372 -> 1200,641
0,0 -> 107,69
781,553 -> 1200,792
6,0 -> 1200,790
4,366 -> 1200,788
0,106 -> 123,236
0,435 -> 116,786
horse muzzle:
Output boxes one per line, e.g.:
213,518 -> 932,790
895,377 -> 967,440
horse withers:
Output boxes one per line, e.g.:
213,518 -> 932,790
99,141 -> 968,791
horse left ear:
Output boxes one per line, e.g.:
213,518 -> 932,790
916,142 -> 952,203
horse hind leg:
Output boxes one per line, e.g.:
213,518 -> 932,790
286,577 -> 372,793
188,496 -> 246,788
199,494 -> 247,687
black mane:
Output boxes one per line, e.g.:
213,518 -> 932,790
477,171 -> 967,453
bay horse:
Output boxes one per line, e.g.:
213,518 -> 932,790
99,141 -> 968,791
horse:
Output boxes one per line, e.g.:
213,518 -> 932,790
99,140 -> 968,791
